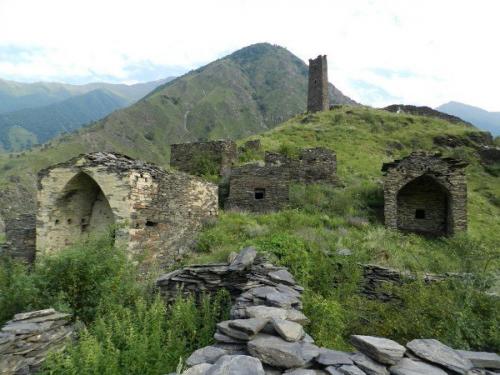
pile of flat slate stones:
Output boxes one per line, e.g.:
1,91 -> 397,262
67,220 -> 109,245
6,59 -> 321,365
0,308 -> 73,374
157,248 -> 500,375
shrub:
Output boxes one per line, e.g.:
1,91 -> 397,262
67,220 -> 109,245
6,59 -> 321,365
0,256 -> 39,325
0,232 -> 145,325
41,291 -> 231,375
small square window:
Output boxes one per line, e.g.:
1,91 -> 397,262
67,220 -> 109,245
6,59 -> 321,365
415,209 -> 426,219
254,188 -> 265,200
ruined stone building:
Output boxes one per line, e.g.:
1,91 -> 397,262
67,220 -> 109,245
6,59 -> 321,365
170,140 -> 237,177
307,55 -> 329,113
37,152 -> 218,266
225,147 -> 339,212
382,151 -> 467,236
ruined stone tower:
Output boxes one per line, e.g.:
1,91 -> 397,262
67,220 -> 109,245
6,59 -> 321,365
307,55 -> 329,112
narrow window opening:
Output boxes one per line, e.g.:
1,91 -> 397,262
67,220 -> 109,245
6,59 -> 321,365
67,218 -> 72,224
254,188 -> 265,200
55,219 -> 60,225
415,209 -> 426,219
146,220 -> 158,227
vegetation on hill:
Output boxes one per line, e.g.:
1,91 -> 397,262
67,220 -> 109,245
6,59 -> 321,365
189,106 -> 499,350
0,106 -> 499,373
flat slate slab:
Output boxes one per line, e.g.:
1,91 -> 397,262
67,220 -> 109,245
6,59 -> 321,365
206,355 -> 265,375
316,349 -> 353,366
246,306 -> 288,321
326,364 -> 366,375
350,335 -> 405,365
186,346 -> 227,366
228,247 -> 257,271
456,350 -> 500,369
182,363 -> 212,375
351,352 -> 389,375
389,358 -> 448,375
406,339 -> 473,375
228,318 -> 269,337
272,318 -> 304,342
248,334 -> 307,369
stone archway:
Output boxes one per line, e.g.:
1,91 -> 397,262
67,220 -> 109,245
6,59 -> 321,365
54,172 -> 115,247
396,175 -> 450,236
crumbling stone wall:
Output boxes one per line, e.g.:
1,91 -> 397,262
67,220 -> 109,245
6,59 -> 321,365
0,309 -> 73,374
37,152 -> 218,267
157,249 -> 499,375
1,214 -> 36,263
170,140 -> 237,177
225,148 -> 339,212
382,152 -> 467,236
307,55 -> 329,113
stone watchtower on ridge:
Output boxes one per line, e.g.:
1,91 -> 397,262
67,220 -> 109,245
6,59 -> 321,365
307,55 -> 329,112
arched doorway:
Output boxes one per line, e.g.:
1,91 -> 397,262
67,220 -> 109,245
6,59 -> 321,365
54,172 -> 115,246
397,175 -> 450,236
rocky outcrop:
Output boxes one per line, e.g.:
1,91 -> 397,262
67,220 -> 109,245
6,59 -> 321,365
0,308 -> 74,374
157,248 -> 500,375
383,105 -> 472,126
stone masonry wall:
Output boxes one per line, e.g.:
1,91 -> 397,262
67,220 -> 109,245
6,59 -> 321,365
37,152 -> 218,268
307,55 -> 329,113
225,148 -> 339,212
0,309 -> 73,375
1,214 -> 36,263
170,140 -> 237,178
382,152 -> 467,236
157,248 -> 500,375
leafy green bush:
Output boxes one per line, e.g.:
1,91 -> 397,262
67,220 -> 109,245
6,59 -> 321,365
0,256 -> 39,324
41,291 -> 231,375
0,233 -> 144,325
347,280 -> 500,351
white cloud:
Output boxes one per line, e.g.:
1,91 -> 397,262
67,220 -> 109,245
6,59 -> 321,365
0,0 -> 499,110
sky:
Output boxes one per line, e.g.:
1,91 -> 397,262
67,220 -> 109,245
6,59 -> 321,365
0,0 -> 499,111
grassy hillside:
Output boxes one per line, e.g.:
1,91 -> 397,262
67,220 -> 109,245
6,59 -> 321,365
192,106 -> 500,268
0,90 -> 127,151
1,107 -> 498,373
184,106 -> 499,351
0,43 -> 355,217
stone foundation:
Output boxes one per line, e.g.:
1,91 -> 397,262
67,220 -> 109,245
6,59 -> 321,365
1,214 -> 36,263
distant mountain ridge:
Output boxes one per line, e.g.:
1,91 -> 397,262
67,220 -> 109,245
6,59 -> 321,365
0,90 -> 128,151
0,77 -> 174,151
0,77 -> 173,114
437,101 -> 500,136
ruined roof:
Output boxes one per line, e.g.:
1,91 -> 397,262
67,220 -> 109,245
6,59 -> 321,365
38,152 -> 168,179
381,151 -> 468,173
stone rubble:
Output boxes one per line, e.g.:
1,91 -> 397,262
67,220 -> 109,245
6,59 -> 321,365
0,308 -> 73,375
156,248 -> 500,375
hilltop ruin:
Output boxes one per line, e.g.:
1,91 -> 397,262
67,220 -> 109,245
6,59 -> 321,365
382,151 -> 468,236
36,152 -> 218,266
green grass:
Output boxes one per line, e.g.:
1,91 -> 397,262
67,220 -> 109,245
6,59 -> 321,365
185,106 -> 500,351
